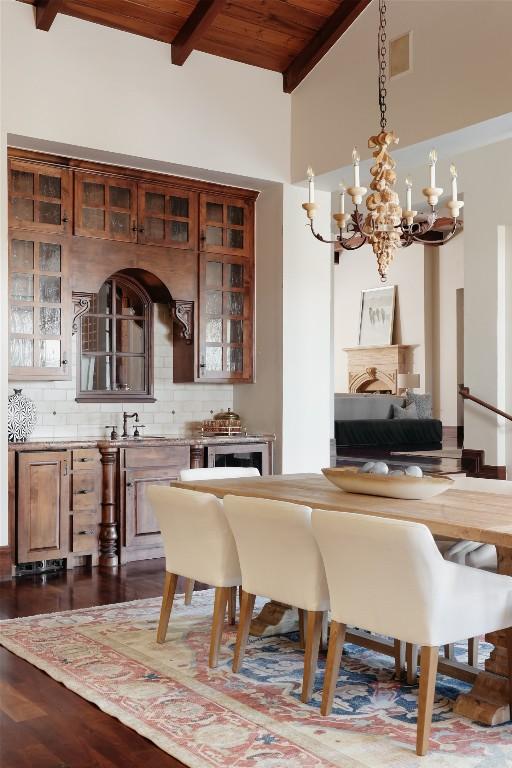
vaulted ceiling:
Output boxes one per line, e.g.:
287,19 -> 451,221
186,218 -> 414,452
20,0 -> 371,92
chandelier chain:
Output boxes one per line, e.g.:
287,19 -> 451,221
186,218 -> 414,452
378,0 -> 387,131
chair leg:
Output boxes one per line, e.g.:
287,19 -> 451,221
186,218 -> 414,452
301,610 -> 324,703
233,590 -> 256,673
228,586 -> 237,626
444,643 -> 455,660
321,620 -> 346,716
468,636 -> 479,667
184,577 -> 194,606
406,642 -> 419,684
394,639 -> 406,680
157,572 -> 178,644
416,645 -> 439,757
298,608 -> 305,649
506,627 -> 512,714
209,586 -> 230,668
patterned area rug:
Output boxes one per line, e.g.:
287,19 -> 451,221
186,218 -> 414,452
1,590 -> 512,768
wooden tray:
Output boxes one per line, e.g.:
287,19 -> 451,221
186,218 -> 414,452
322,467 -> 454,500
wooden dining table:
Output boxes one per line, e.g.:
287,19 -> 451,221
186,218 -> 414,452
174,471 -> 512,726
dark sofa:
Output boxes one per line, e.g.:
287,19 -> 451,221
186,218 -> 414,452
334,394 -> 442,451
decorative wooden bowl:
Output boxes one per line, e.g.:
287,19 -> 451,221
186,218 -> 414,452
321,467 -> 454,500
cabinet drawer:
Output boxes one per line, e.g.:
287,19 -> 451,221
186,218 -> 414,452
123,446 -> 189,469
72,448 -> 100,469
72,511 -> 98,553
71,471 -> 99,510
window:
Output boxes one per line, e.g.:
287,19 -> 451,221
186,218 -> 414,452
77,274 -> 153,401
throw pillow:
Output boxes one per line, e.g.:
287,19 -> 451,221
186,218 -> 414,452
406,393 -> 432,419
392,402 -> 419,419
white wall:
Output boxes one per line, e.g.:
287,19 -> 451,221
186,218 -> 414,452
3,0 -> 290,183
427,238 -> 464,427
281,187 -> 332,473
292,0 -> 512,180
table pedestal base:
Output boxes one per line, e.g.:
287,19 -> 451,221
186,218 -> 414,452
453,671 -> 510,725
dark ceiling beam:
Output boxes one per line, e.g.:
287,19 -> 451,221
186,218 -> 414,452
283,0 -> 372,94
171,0 -> 226,67
35,0 -> 61,31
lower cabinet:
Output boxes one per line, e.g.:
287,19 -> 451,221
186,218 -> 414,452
120,445 -> 190,563
17,450 -> 70,562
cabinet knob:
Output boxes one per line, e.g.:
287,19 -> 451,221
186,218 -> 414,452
77,529 -> 94,536
79,457 -> 93,462
62,359 -> 68,365
138,226 -> 145,234
63,215 -> 68,223
75,488 -> 92,495
126,482 -> 133,487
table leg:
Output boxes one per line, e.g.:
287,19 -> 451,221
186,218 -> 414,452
453,545 -> 512,725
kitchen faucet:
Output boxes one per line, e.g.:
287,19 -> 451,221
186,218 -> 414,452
122,412 -> 139,438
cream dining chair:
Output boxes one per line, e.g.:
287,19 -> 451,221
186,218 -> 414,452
223,494 -> 330,703
311,508 -> 512,756
178,466 -> 260,615
146,485 -> 241,668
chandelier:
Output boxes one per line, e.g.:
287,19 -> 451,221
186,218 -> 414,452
302,0 -> 463,281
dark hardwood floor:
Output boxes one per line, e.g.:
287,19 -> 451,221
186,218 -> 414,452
0,560 -> 193,768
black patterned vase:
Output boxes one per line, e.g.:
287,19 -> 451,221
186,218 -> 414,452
7,389 -> 37,443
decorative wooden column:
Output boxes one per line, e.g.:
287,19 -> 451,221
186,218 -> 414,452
99,445 -> 118,567
190,445 -> 203,469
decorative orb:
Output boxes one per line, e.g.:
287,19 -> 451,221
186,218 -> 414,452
405,465 -> 423,478
370,461 -> 389,475
388,469 -> 405,476
360,461 -> 376,474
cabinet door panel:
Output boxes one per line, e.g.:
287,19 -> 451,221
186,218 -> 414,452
74,172 -> 137,242
17,451 -> 70,562
199,253 -> 253,382
9,160 -> 71,235
124,468 -> 181,549
200,194 -> 252,256
138,183 -> 197,249
9,232 -> 71,381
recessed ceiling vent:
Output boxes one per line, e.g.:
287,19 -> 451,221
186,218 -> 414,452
390,32 -> 411,78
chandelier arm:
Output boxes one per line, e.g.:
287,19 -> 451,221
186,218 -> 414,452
406,220 -> 462,246
308,220 -> 340,245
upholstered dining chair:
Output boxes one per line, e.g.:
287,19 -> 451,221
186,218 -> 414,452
311,508 -> 512,756
178,466 -> 260,614
223,494 -> 330,703
146,485 -> 241,668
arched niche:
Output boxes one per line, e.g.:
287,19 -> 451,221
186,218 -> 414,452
69,238 -> 197,301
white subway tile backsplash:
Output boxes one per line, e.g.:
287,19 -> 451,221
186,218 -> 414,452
10,303 -> 234,439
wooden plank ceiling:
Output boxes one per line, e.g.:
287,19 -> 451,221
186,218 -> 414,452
21,0 -> 371,92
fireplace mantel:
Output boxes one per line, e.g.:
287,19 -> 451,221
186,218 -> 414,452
343,345 -> 413,394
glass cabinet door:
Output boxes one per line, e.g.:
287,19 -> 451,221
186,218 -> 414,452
138,183 -> 197,249
9,233 -> 70,381
199,194 -> 252,256
199,253 -> 253,382
9,159 -> 71,235
74,172 -> 137,243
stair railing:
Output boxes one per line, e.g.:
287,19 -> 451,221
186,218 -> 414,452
459,385 -> 512,422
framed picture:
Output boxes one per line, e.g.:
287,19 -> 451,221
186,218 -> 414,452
358,286 -> 396,346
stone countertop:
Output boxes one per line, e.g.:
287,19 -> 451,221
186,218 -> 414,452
8,434 -> 275,451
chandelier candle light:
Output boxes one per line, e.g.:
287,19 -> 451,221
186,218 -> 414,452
302,0 -> 464,281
